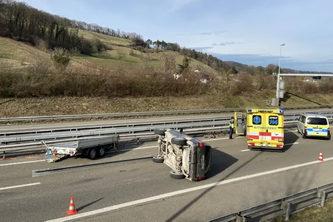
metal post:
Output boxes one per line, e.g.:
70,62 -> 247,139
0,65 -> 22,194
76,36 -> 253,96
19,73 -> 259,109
47,150 -> 50,162
276,44 -> 285,105
317,190 -> 327,206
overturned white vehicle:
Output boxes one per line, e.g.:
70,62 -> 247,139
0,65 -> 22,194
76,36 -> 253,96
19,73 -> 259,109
153,128 -> 212,181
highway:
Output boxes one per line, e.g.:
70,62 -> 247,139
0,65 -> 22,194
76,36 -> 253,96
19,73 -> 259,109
1,129 -> 333,222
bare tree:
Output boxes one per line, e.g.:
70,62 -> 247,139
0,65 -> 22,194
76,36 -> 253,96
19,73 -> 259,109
159,53 -> 176,74
140,52 -> 151,70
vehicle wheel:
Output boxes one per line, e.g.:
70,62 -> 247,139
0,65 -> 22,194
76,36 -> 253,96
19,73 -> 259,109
88,148 -> 97,159
152,155 -> 164,163
82,149 -> 89,157
98,147 -> 106,157
154,128 -> 166,136
328,132 -> 331,140
302,131 -> 307,139
171,137 -> 187,146
170,171 -> 185,179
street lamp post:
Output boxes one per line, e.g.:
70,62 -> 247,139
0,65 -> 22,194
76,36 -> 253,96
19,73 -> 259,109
276,43 -> 285,105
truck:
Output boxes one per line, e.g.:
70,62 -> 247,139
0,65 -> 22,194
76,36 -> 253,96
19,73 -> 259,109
235,108 -> 285,150
152,128 -> 212,181
43,135 -> 119,162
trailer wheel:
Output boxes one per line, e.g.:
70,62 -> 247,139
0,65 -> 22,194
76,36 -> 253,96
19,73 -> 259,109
98,147 -> 106,157
88,148 -> 97,160
152,155 -> 164,163
170,171 -> 185,179
154,128 -> 166,136
171,137 -> 187,146
83,149 -> 89,157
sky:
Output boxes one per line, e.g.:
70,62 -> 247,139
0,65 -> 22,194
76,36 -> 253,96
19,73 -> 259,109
22,0 -> 333,72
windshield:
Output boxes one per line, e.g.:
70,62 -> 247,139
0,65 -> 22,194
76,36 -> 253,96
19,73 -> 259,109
306,117 -> 328,125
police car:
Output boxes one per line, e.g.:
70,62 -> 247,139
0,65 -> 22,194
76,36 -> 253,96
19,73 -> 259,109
297,112 -> 331,140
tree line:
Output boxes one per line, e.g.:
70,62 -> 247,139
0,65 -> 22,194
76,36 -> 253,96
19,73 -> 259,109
1,0 -> 320,75
0,0 -> 233,72
0,0 -> 124,55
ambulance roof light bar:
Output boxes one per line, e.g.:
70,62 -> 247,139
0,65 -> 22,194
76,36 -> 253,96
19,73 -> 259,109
247,108 -> 284,114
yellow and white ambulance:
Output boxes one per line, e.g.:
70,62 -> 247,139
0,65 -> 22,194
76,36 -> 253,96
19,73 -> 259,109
235,108 -> 284,150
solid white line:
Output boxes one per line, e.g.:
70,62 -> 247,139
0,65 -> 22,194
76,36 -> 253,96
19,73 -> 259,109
0,182 -> 41,191
240,142 -> 300,152
0,160 -> 45,167
45,156 -> 333,222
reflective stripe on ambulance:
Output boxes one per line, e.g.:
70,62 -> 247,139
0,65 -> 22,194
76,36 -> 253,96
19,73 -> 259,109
247,131 -> 284,141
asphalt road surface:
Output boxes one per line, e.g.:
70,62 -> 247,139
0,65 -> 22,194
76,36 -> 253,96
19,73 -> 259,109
1,129 -> 333,222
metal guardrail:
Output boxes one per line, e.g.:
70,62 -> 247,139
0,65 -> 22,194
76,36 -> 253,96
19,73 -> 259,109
0,111 -> 332,152
0,112 -> 316,137
208,182 -> 333,222
0,121 -> 301,151
0,117 -> 232,137
1,105 -> 332,122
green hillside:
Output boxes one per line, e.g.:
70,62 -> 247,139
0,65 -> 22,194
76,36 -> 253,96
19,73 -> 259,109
1,0 -> 333,118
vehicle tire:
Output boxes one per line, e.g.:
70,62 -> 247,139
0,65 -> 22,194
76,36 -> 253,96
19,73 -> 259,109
82,149 -> 89,157
88,148 -> 97,160
154,128 -> 166,136
152,155 -> 164,163
328,132 -> 331,140
98,147 -> 106,157
302,131 -> 307,139
171,137 -> 187,146
170,171 -> 185,179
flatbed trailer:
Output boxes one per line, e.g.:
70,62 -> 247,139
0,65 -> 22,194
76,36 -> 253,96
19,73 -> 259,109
44,135 -> 119,162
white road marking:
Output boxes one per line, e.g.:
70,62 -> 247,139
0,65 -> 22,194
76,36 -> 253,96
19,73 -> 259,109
45,156 -> 333,222
240,142 -> 300,152
0,160 -> 44,167
0,182 -> 41,191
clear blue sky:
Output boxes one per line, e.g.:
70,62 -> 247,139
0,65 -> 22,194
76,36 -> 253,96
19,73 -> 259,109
23,0 -> 333,72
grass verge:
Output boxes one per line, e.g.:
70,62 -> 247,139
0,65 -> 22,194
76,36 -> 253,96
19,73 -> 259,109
1,93 -> 333,118
270,198 -> 333,222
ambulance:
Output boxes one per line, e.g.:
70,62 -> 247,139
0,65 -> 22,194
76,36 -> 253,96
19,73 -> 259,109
235,108 -> 284,150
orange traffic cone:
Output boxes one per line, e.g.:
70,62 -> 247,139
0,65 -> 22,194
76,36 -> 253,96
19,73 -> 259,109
67,196 -> 78,215
318,151 -> 324,161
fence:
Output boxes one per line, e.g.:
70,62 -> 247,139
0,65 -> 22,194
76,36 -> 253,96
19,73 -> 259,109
1,110 -> 332,152
208,182 -> 333,222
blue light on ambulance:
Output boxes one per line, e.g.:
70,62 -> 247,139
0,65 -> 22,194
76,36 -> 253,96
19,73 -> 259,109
248,109 -> 252,113
280,109 -> 284,113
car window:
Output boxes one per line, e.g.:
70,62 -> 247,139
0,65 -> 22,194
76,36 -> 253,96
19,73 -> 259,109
252,115 -> 261,125
302,115 -> 306,123
306,117 -> 328,125
268,116 -> 278,125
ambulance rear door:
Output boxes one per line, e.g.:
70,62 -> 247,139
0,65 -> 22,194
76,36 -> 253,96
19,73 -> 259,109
234,112 -> 246,136
266,112 -> 284,147
247,112 -> 265,145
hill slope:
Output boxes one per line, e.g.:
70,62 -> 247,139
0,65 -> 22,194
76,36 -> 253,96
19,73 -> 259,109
1,0 -> 333,118
0,32 -> 220,78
